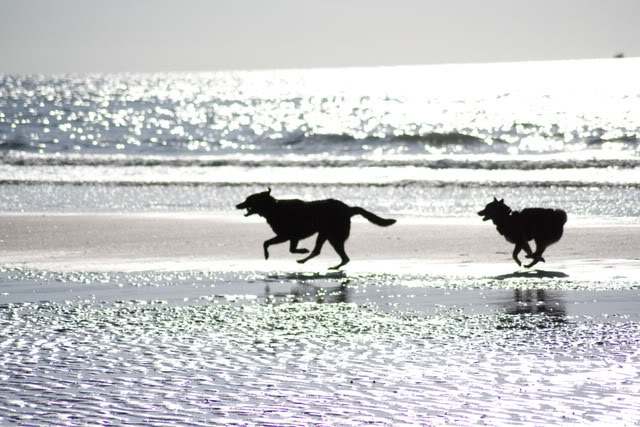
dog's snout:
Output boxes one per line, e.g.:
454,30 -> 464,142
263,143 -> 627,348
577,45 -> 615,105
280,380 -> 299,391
236,202 -> 246,209
477,210 -> 490,221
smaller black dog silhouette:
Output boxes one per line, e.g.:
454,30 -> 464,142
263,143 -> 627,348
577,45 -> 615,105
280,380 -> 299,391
236,188 -> 396,269
478,198 -> 567,268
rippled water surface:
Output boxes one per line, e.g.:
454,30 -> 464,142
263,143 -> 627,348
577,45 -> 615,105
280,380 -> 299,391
2,183 -> 640,223
2,60 -> 639,158
2,269 -> 640,425
2,59 -> 640,221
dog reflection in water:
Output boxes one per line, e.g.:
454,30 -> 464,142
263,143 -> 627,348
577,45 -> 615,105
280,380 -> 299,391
236,188 -> 396,270
478,198 -> 567,268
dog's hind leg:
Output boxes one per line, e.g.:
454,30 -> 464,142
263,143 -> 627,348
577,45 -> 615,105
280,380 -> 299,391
525,241 -> 548,268
535,240 -> 548,263
328,237 -> 350,270
263,236 -> 288,260
523,242 -> 534,259
525,258 -> 541,269
297,234 -> 327,264
289,239 -> 309,254
524,242 -> 546,264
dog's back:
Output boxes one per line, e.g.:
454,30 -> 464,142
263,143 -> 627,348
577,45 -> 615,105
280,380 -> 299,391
267,198 -> 352,238
518,208 -> 567,245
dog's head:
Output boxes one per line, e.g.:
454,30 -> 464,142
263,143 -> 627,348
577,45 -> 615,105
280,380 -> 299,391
477,197 -> 511,221
236,188 -> 276,217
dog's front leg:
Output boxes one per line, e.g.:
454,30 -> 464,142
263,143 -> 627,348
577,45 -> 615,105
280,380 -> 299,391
289,239 -> 309,254
512,244 -> 523,267
263,236 -> 288,260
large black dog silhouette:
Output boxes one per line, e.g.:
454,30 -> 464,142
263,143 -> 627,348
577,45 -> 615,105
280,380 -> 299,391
478,198 -> 567,268
236,189 -> 396,269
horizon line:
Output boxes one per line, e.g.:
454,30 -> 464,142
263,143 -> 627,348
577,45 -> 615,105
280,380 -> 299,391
2,55 -> 636,76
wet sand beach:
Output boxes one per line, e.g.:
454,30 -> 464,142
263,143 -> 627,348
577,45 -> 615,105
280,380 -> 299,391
1,213 -> 639,276
1,213 -> 640,424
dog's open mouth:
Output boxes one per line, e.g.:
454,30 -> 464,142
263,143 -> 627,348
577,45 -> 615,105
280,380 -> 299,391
236,203 -> 255,217
477,210 -> 489,221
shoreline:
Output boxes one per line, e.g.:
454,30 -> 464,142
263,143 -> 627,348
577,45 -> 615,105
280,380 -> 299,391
1,212 -> 639,278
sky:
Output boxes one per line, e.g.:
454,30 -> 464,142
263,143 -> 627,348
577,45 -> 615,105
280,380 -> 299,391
1,0 -> 639,73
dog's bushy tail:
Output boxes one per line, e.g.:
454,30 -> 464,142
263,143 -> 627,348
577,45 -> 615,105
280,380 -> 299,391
555,209 -> 568,225
350,207 -> 397,227
543,209 -> 568,246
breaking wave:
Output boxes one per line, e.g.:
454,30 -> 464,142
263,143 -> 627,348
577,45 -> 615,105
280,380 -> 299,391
2,151 -> 640,170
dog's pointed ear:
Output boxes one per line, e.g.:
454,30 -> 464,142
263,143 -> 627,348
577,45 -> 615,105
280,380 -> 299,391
267,187 -> 272,194
499,199 -> 504,204
493,197 -> 498,202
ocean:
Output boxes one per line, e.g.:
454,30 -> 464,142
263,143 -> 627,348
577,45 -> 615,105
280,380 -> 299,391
1,58 -> 639,220
2,59 -> 640,425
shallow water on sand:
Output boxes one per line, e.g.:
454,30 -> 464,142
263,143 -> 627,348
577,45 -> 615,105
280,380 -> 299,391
2,182 -> 640,224
1,269 -> 640,425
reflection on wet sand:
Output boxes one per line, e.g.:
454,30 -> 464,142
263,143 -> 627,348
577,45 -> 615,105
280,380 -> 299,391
264,271 -> 348,283
489,269 -> 569,328
500,289 -> 567,329
264,272 -> 351,304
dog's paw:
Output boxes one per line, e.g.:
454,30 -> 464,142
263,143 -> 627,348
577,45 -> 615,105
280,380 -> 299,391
524,256 -> 545,268
525,259 -> 540,269
264,252 -> 269,260
298,248 -> 310,254
297,259 -> 307,264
